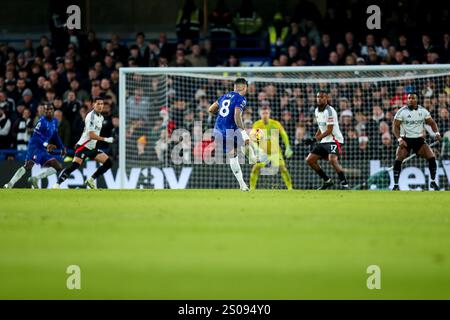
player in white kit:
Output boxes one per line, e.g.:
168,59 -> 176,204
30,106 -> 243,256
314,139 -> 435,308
305,91 -> 349,190
53,98 -> 115,189
392,93 -> 441,191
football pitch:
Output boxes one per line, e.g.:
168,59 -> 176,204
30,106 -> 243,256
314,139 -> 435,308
0,189 -> 449,300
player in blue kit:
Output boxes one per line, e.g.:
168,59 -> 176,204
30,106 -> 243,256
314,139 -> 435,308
4,104 -> 66,189
208,78 -> 257,191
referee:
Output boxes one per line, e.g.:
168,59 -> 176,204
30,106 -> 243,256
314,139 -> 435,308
391,93 -> 442,190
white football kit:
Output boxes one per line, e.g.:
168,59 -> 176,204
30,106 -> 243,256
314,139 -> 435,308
394,105 -> 431,138
77,110 -> 104,150
315,105 -> 344,144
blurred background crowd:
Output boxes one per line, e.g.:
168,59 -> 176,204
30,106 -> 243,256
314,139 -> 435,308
0,0 -> 448,164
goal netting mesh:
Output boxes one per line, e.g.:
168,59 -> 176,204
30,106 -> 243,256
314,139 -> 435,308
119,66 -> 450,190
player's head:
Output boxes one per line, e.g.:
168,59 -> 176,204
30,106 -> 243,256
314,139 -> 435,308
316,91 -> 328,107
43,103 -> 54,119
260,105 -> 271,122
234,78 -> 248,95
407,93 -> 418,108
92,97 -> 104,113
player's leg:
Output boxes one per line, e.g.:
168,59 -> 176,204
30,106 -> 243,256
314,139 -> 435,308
392,145 -> 409,190
222,132 -> 249,191
278,156 -> 293,190
85,152 -> 113,189
250,162 -> 266,190
54,157 -> 83,188
306,149 -> 333,189
29,158 -> 63,189
4,160 -> 34,188
242,143 -> 257,164
417,143 -> 439,190
229,148 -> 249,191
328,154 -> 349,189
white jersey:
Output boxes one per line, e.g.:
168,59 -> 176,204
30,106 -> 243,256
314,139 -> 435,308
315,105 -> 344,144
394,105 -> 431,138
77,110 -> 104,150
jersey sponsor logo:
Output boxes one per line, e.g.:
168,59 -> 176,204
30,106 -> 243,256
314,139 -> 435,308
404,120 -> 424,125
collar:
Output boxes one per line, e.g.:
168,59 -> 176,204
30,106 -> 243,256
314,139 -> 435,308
318,104 -> 328,111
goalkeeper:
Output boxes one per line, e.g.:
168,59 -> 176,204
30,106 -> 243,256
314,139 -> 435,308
250,106 -> 293,190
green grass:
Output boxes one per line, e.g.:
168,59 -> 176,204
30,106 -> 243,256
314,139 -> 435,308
0,189 -> 449,299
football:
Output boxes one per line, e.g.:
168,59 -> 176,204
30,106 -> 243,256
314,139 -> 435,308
250,128 -> 264,142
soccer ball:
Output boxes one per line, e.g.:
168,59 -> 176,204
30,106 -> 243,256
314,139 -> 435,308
250,128 -> 264,142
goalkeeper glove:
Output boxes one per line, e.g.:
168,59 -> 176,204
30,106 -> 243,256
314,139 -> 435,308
104,137 -> 114,144
285,146 -> 293,158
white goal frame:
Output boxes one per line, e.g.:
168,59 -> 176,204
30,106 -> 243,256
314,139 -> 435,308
119,64 -> 450,189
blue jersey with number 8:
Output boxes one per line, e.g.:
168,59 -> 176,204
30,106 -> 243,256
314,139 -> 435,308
214,91 -> 247,133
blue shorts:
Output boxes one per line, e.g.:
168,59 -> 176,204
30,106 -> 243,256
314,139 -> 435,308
25,146 -> 55,166
213,128 -> 243,154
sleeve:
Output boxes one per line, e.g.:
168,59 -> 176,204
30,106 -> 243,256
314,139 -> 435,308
276,121 -> 290,148
394,109 -> 403,121
236,96 -> 247,111
326,108 -> 336,125
33,119 -> 44,136
52,121 -> 65,149
424,108 -> 431,119
85,113 -> 96,131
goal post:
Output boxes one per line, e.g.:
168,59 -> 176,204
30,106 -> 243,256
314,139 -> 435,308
119,65 -> 450,190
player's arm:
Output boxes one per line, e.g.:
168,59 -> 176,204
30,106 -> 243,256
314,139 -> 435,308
392,119 -> 407,147
50,130 -> 66,155
234,108 -> 249,144
425,116 -> 441,141
86,114 -> 114,143
89,131 -> 114,143
277,122 -> 293,158
316,124 -> 333,141
208,101 -> 219,114
33,120 -> 52,149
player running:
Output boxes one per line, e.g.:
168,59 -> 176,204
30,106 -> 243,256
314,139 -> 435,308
53,98 -> 114,189
305,91 -> 349,190
391,93 -> 441,191
4,103 -> 66,189
208,78 -> 257,191
250,106 -> 293,190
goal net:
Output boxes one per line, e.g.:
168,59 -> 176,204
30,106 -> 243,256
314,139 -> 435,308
119,65 -> 450,190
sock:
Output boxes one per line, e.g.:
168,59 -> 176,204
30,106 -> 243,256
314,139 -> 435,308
242,144 -> 257,164
281,168 -> 293,190
58,162 -> 80,184
92,158 -> 113,180
428,157 -> 437,181
316,168 -> 330,181
229,156 -> 246,188
35,167 -> 57,180
393,160 -> 402,185
337,171 -> 348,185
250,163 -> 264,189
7,166 -> 27,187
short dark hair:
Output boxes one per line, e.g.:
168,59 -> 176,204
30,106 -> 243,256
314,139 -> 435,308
92,97 -> 104,103
234,78 -> 248,86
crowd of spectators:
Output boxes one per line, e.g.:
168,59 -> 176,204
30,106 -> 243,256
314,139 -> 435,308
131,75 -> 450,164
0,0 -> 449,165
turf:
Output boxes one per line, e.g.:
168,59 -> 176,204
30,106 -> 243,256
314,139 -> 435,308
0,189 -> 449,300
